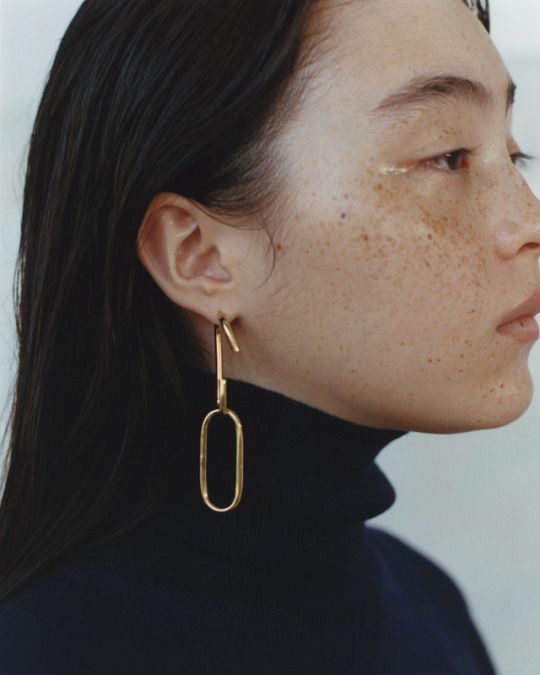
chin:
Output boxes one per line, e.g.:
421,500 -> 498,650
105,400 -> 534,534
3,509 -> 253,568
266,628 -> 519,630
464,370 -> 535,431
405,370 -> 535,434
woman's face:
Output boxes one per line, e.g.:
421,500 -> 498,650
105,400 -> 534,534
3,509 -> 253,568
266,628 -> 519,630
187,0 -> 540,433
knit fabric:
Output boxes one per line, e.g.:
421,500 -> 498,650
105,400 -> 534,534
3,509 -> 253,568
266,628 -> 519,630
0,368 -> 497,674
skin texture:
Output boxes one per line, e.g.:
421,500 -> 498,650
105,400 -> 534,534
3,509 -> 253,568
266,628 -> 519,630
137,0 -> 540,433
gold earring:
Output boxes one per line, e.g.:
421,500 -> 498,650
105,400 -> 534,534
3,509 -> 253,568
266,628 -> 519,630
199,312 -> 244,512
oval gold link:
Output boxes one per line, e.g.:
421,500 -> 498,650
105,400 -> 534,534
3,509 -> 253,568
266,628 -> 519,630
199,407 -> 244,512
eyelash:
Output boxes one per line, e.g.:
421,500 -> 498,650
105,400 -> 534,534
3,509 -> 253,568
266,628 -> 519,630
425,148 -> 534,173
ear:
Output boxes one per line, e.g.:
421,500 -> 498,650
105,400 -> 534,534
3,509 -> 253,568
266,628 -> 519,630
136,192 -> 245,324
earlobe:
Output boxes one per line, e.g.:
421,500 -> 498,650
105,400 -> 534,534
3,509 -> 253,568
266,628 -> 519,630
135,193 -> 235,318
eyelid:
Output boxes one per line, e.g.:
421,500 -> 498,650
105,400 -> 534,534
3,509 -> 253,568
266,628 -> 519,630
421,147 -> 534,173
380,147 -> 535,177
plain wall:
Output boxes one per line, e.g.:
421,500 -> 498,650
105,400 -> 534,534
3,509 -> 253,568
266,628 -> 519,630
0,2 -> 539,674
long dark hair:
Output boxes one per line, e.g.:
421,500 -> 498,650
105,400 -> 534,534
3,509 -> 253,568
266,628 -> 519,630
0,0 -> 491,602
0,0 -> 328,601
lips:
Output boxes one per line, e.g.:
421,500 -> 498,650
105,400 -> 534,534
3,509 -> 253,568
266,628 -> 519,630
497,288 -> 540,328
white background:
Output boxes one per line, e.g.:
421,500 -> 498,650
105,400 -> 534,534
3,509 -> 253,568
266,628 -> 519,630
1,2 -> 539,674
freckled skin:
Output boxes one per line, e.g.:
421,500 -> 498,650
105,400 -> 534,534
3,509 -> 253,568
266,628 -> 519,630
144,0 -> 540,434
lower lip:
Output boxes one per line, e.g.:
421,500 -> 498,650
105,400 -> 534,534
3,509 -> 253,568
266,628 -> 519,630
496,315 -> 540,342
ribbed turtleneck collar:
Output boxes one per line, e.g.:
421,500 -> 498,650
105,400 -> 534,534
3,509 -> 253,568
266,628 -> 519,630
156,368 -> 408,570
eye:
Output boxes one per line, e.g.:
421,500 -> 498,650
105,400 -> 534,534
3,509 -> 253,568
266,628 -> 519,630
423,148 -> 534,173
510,151 -> 534,168
426,148 -> 472,172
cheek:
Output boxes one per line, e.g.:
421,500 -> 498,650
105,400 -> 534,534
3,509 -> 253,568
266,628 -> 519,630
313,181 -> 494,349
344,199 -> 480,290
276,170 -> 494,344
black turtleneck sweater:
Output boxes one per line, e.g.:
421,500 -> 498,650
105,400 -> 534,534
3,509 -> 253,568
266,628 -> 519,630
1,368 -> 497,674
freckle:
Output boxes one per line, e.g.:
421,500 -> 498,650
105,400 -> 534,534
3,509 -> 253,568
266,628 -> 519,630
341,212 -> 347,219
460,353 -> 464,359
362,234 -> 369,242
489,388 -> 495,393
500,383 -> 505,389
344,193 -> 349,199
428,358 -> 433,363
427,234 -> 433,240
400,341 -> 406,346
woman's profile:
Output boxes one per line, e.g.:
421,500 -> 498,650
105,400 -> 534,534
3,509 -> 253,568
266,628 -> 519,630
1,0 -> 539,673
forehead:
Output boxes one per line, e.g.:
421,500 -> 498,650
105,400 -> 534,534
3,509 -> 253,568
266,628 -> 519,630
306,0 -> 508,109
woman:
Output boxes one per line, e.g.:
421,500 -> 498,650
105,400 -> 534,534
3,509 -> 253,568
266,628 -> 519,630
1,0 -> 538,672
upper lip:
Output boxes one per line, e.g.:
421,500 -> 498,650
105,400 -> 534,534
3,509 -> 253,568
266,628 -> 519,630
498,288 -> 540,327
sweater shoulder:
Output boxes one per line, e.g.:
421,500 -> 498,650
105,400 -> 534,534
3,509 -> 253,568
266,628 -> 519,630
0,525 -> 177,675
365,524 -> 473,615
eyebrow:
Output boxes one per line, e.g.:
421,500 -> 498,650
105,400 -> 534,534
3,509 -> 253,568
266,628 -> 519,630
371,74 -> 516,118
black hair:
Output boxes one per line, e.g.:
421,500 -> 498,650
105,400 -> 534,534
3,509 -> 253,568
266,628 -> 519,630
0,0 -> 328,601
464,0 -> 490,32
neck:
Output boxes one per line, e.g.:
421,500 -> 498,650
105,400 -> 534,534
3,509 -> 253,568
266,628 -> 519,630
156,368 -> 408,569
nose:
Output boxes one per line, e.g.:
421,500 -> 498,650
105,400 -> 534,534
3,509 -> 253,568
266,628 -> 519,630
493,168 -> 540,263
